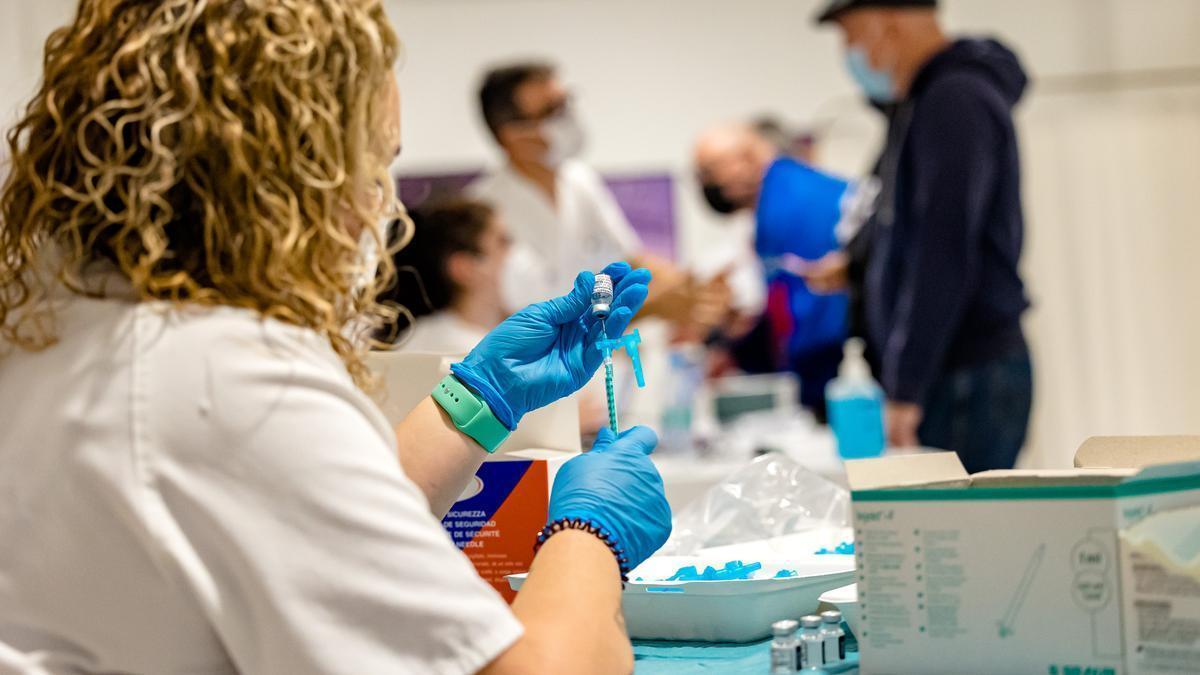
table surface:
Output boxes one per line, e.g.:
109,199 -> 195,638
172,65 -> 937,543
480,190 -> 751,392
633,638 -> 859,674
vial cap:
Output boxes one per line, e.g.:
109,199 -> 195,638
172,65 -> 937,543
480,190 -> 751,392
800,615 -> 823,628
772,620 -> 799,636
821,610 -> 843,624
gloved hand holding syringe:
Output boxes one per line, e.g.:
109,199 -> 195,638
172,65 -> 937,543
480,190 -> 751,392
590,274 -> 646,433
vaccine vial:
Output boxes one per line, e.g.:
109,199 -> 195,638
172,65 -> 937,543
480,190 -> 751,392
591,273 -> 614,320
769,619 -> 799,674
819,610 -> 847,665
799,615 -> 824,669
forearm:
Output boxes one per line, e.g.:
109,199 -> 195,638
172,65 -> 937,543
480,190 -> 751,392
628,252 -> 686,316
394,397 -> 487,517
482,530 -> 631,675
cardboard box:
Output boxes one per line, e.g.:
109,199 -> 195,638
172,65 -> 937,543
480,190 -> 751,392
366,351 -> 582,603
845,438 -> 1200,675
367,350 -> 581,454
442,448 -> 572,603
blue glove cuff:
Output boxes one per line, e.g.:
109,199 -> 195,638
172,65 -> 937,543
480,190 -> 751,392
449,363 -> 518,431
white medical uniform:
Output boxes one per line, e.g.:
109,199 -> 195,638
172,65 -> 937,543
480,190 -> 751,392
468,159 -> 642,310
398,311 -> 489,356
0,279 -> 522,675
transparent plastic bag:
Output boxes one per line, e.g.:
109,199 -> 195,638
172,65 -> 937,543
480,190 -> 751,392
661,451 -> 850,555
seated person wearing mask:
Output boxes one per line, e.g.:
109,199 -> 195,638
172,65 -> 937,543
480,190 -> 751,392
0,2 -> 669,673
381,198 -> 512,353
694,123 -> 872,418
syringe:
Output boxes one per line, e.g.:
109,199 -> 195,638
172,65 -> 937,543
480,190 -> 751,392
591,274 -> 619,433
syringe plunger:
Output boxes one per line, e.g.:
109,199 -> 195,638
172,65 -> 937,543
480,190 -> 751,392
591,274 -> 614,319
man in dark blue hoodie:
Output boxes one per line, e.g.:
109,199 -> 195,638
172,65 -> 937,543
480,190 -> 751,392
814,0 -> 1033,472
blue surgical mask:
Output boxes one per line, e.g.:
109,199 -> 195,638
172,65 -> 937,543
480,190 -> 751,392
845,46 -> 896,103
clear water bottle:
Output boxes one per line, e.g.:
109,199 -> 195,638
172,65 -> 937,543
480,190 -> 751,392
769,619 -> 799,674
825,338 -> 885,459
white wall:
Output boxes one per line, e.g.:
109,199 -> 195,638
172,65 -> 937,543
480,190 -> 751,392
3,0 -> 1199,468
386,0 -> 1200,262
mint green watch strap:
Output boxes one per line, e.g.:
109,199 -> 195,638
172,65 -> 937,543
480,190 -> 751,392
431,375 -> 510,454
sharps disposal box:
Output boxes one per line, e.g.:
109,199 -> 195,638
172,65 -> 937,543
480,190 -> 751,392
367,351 -> 582,603
441,449 -> 573,602
845,437 -> 1200,675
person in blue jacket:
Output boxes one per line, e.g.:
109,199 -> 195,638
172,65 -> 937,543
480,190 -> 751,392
695,124 -> 873,417
814,0 -> 1034,471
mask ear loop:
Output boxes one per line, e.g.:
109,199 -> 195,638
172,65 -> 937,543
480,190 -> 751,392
379,264 -> 435,351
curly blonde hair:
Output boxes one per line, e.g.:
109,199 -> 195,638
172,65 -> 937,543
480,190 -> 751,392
0,0 -> 402,387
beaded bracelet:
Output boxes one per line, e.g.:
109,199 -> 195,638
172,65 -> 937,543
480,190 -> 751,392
534,517 -> 631,583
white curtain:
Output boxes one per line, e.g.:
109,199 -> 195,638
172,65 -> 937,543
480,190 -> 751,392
1019,84 -> 1200,467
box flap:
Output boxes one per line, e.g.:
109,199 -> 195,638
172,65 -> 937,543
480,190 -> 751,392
1076,436 -> 1200,469
845,452 -> 969,491
500,448 -> 577,462
969,468 -> 1136,487
1120,502 -> 1200,567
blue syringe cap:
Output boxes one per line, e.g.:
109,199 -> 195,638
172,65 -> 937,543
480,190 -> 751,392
596,329 -> 645,388
624,330 -> 645,388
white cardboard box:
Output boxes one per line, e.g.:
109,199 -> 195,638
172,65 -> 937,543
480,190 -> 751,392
845,438 -> 1200,675
366,350 -> 581,453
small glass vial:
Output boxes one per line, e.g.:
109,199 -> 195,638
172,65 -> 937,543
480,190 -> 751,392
591,273 -> 614,320
798,615 -> 824,669
769,619 -> 799,674
819,610 -> 847,666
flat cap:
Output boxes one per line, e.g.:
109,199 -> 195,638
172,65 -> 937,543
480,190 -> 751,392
815,0 -> 938,25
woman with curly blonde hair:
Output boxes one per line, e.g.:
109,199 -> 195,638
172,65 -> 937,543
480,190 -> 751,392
0,2 -> 670,673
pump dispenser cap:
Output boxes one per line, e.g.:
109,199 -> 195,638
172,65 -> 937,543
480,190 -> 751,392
839,337 -> 872,381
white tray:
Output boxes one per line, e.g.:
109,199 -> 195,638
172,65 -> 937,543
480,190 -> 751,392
509,555 -> 854,643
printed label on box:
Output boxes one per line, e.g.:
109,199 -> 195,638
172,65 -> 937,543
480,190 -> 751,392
442,459 -> 549,603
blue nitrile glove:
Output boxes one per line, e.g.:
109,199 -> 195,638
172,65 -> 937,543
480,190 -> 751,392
547,426 -> 672,571
451,262 -> 650,430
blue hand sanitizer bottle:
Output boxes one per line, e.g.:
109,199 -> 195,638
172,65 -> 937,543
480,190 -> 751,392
826,338 -> 885,459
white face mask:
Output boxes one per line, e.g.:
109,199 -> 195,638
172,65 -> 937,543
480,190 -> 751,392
540,111 -> 586,168
353,223 -> 382,295
353,201 -> 412,297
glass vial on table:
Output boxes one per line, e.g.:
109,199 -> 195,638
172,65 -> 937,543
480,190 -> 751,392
770,619 -> 799,674
819,610 -> 846,666
798,615 -> 824,669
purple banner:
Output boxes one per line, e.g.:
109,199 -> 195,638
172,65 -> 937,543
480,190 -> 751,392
396,169 -> 676,260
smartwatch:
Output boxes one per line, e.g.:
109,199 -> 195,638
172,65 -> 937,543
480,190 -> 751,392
431,375 -> 510,454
